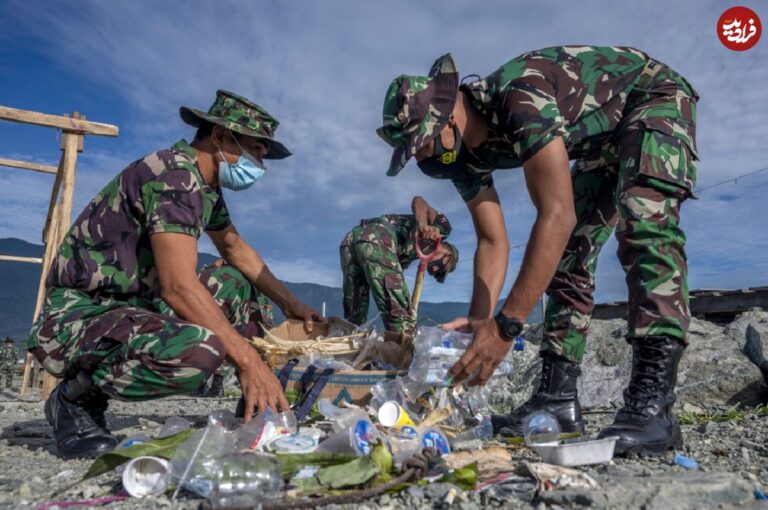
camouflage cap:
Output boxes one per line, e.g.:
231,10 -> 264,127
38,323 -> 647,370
180,89 -> 291,160
376,54 -> 459,176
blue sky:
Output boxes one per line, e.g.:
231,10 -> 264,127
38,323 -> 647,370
0,0 -> 766,305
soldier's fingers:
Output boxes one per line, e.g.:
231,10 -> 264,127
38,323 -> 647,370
256,391 -> 270,416
277,392 -> 290,412
244,395 -> 257,423
468,361 -> 495,387
303,317 -> 314,333
448,350 -> 478,384
440,317 -> 470,331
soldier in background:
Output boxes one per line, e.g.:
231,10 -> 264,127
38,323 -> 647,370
1,337 -> 19,388
340,196 -> 459,335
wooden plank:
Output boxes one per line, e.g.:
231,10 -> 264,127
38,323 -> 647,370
0,105 -> 118,137
38,133 -> 81,399
0,157 -> 58,175
0,255 -> 42,263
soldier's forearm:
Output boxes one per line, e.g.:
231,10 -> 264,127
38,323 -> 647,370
468,238 -> 508,318
501,212 -> 573,321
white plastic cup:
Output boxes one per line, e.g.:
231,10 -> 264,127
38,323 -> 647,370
122,456 -> 171,498
377,401 -> 417,428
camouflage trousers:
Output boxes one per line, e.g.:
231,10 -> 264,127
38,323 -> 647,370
28,265 -> 273,401
544,74 -> 698,363
340,222 -> 416,334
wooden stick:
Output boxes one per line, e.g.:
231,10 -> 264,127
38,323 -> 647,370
411,270 -> 426,315
0,157 -> 58,175
0,255 -> 43,263
39,132 -> 81,399
19,353 -> 36,395
0,106 -> 118,137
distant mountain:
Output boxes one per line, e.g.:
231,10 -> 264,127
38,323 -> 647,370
0,238 -> 542,348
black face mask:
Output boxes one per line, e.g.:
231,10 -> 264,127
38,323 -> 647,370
417,124 -> 469,179
427,254 -> 454,284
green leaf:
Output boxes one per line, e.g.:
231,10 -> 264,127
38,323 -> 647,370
370,441 -> 393,475
81,429 -> 196,482
316,457 -> 380,489
275,452 -> 357,477
442,463 -> 477,491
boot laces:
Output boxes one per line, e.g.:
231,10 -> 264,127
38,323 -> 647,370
621,344 -> 670,418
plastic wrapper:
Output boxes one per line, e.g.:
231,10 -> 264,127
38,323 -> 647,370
407,327 -> 514,393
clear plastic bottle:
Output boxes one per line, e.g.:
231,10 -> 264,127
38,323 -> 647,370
205,452 -> 283,509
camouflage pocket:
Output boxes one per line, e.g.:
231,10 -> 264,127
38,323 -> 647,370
637,128 -> 697,199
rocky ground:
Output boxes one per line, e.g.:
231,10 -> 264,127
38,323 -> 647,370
0,312 -> 767,509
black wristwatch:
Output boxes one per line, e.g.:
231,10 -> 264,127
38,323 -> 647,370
494,311 -> 524,341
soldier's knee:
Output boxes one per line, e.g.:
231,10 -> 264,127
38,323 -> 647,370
156,327 -> 226,380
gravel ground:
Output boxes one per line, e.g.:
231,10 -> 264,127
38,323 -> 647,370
0,384 -> 766,510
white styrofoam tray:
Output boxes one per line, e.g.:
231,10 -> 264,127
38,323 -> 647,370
532,436 -> 618,466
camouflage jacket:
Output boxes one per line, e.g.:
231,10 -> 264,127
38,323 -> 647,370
354,213 -> 451,269
47,139 -> 231,303
445,46 -> 699,202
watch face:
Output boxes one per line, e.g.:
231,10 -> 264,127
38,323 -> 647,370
505,321 -> 522,338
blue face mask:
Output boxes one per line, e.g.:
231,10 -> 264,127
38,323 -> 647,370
218,132 -> 266,191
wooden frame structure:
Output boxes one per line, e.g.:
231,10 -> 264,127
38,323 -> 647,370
0,105 -> 118,398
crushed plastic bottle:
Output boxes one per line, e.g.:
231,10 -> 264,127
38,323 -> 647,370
234,409 -> 297,451
523,411 -> 561,446
205,452 -> 283,509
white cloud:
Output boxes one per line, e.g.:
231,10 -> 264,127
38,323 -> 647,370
0,0 -> 766,304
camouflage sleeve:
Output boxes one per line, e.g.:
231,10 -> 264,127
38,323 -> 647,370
451,168 -> 494,203
497,78 -> 568,163
432,212 -> 452,238
142,169 -> 205,238
205,190 -> 232,231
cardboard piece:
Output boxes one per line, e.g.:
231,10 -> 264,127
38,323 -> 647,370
257,318 -> 410,406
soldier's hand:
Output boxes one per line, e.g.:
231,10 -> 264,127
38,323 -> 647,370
447,317 -> 512,387
284,300 -> 325,333
440,316 -> 474,333
233,344 -> 289,421
419,224 -> 441,241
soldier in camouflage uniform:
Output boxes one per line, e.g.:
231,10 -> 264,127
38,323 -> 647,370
1,337 -> 19,388
29,90 -> 322,458
340,196 -> 459,334
378,47 -> 698,456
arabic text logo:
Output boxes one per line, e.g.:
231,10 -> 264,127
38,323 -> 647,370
718,6 -> 761,51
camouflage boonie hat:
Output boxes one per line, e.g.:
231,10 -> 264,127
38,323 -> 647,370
180,89 -> 291,160
376,54 -> 459,176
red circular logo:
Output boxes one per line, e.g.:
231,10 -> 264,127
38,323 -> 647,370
718,6 -> 762,51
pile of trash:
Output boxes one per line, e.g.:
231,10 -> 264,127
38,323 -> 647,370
77,326 -> 614,508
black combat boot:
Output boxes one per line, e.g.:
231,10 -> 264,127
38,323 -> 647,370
44,371 -> 118,458
492,351 -> 585,436
598,335 -> 685,456
205,374 -> 224,398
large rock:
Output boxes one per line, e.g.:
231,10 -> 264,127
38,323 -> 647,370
490,311 -> 768,412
